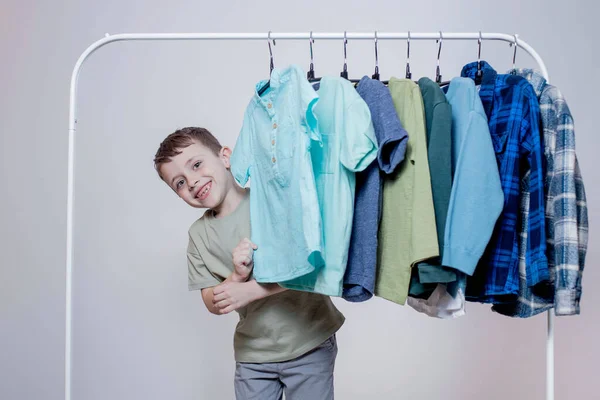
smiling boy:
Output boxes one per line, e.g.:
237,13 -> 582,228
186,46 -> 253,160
154,127 -> 345,399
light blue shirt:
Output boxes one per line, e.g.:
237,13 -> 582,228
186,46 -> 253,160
280,76 -> 378,296
443,77 -> 504,275
230,65 -> 325,282
407,77 -> 504,318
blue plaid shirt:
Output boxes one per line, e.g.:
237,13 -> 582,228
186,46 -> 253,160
461,61 -> 549,302
492,69 -> 589,317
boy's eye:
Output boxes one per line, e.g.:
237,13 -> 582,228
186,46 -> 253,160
193,161 -> 201,169
175,180 -> 185,190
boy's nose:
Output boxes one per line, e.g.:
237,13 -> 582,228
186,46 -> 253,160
189,180 -> 199,191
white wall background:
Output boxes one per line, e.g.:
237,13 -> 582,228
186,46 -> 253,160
1,0 -> 598,399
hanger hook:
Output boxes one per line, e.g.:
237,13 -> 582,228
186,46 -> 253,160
511,34 -> 518,71
372,30 -> 380,80
405,31 -> 411,79
436,31 -> 443,83
268,31 -> 276,74
341,31 -> 348,79
307,31 -> 315,79
477,31 -> 482,65
437,31 -> 443,60
309,31 -> 314,63
343,31 -> 348,61
474,31 -> 484,82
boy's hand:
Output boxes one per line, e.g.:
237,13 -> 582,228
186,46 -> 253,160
212,281 -> 258,314
231,238 -> 258,282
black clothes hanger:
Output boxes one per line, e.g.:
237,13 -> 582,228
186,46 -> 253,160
509,34 -> 518,74
339,31 -> 362,84
340,31 -> 349,80
257,31 -> 275,96
381,32 -> 420,86
435,31 -> 451,87
474,31 -> 484,85
405,31 -> 412,80
371,31 -> 393,85
372,31 -> 380,81
307,31 -> 321,82
390,32 -> 418,85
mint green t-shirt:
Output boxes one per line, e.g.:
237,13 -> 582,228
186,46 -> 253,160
279,76 -> 378,297
187,191 -> 345,363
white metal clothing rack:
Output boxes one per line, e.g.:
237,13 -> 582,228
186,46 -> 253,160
65,32 -> 554,400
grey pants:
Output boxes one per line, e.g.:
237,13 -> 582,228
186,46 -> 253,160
234,335 -> 338,400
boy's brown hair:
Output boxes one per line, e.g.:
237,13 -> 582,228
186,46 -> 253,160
154,127 -> 222,179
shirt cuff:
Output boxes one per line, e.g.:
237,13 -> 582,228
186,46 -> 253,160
554,288 -> 581,316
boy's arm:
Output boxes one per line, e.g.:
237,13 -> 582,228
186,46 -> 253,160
211,279 -> 288,315
204,237 -> 288,315
200,272 -> 248,315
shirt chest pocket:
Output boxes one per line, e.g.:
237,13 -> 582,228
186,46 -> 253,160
256,118 -> 297,162
275,115 -> 301,159
257,117 -> 300,188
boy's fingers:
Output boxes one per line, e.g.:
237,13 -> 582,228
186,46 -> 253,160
215,299 -> 229,310
234,253 -> 251,265
212,292 -> 226,303
220,305 -> 235,314
236,258 -> 248,267
213,285 -> 225,295
242,238 -> 258,250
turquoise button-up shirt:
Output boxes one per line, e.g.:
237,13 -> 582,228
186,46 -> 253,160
230,65 -> 325,282
280,76 -> 378,296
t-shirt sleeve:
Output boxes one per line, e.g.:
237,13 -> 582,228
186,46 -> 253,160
340,97 -> 378,172
230,110 -> 253,187
300,77 -> 321,143
187,235 -> 220,291
376,86 -> 408,174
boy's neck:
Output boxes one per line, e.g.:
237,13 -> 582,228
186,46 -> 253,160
212,186 -> 248,218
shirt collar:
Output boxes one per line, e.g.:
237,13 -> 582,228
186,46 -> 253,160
507,68 -> 547,98
460,60 -> 497,85
460,60 -> 498,116
254,66 -> 284,97
356,75 -> 371,88
253,65 -> 304,103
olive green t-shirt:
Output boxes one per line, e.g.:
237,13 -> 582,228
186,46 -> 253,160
187,190 -> 345,363
375,78 -> 440,305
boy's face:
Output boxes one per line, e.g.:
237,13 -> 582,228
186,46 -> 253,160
159,141 -> 233,209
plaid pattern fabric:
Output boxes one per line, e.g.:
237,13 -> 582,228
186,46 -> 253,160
493,69 -> 589,317
461,62 -> 548,302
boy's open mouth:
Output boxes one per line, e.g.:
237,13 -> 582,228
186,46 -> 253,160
196,181 -> 212,200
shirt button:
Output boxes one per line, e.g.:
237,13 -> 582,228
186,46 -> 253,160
273,123 -> 278,129
272,157 -> 276,163
271,139 -> 275,145
267,103 -> 272,109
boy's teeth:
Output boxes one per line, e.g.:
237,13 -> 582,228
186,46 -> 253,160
198,183 -> 210,198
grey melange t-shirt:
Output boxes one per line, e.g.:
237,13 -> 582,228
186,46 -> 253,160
187,191 -> 345,363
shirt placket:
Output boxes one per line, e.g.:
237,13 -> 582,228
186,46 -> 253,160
263,97 -> 283,182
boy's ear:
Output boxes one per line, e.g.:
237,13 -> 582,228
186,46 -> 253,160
220,146 -> 232,168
